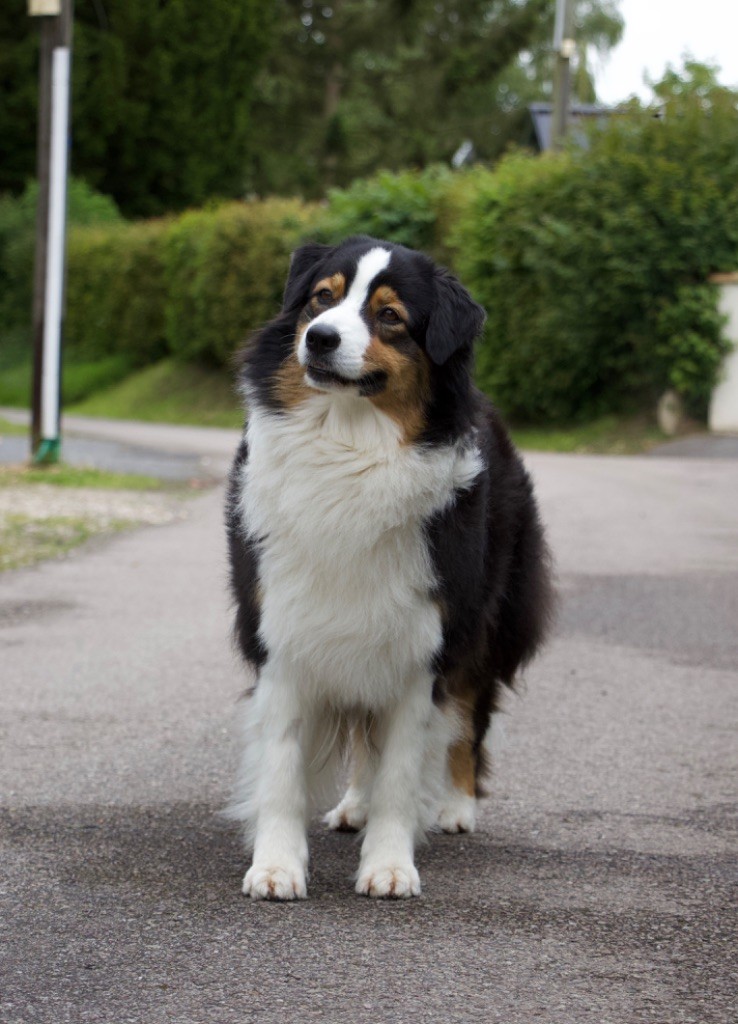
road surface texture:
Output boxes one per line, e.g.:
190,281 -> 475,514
1,419 -> 736,1024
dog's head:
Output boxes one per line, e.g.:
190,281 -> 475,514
286,235 -> 485,383
246,235 -> 485,442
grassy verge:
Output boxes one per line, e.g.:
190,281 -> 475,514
69,359 -> 244,428
67,360 -> 672,452
0,514 -> 130,572
0,461 -> 181,572
5,358 -> 674,453
0,463 -> 165,490
511,415 -> 670,455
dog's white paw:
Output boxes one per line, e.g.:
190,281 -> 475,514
242,864 -> 307,901
437,791 -> 476,834
356,862 -> 421,899
324,798 -> 368,833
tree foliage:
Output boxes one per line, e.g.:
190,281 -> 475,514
2,1 -> 623,210
246,0 -> 623,196
0,1 -> 275,216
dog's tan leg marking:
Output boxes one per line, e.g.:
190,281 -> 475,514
437,697 -> 477,833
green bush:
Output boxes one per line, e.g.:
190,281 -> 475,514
4,64 -> 735,425
65,218 -> 169,368
653,284 -> 728,418
0,179 -> 121,369
457,75 -> 738,422
317,166 -> 455,257
45,197 -> 318,376
163,198 -> 319,365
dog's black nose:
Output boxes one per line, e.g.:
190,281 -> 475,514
305,323 -> 341,355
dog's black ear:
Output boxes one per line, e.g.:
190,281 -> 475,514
282,242 -> 335,312
426,269 -> 486,365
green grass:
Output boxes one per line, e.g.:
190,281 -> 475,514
3,355 -> 674,454
0,513 -> 130,572
511,415 -> 669,455
0,355 -> 134,408
0,463 -> 164,490
0,416 -> 27,437
69,359 -> 244,428
65,360 -> 670,451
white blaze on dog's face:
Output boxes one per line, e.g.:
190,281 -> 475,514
297,247 -> 392,387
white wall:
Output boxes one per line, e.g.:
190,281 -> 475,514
709,278 -> 738,433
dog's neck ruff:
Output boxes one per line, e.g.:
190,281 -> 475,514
238,396 -> 482,708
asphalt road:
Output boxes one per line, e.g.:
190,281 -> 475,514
1,421 -> 737,1024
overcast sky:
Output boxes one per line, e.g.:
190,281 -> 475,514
594,0 -> 738,104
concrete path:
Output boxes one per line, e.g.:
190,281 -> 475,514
0,409 -> 241,482
1,425 -> 737,1022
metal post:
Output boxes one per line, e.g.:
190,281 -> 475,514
29,0 -> 73,464
551,0 -> 575,151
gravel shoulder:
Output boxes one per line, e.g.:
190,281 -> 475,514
0,481 -> 189,571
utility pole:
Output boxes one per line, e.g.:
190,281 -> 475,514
551,0 -> 576,150
29,0 -> 73,464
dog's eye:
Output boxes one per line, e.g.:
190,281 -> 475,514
379,307 -> 401,324
314,288 -> 333,305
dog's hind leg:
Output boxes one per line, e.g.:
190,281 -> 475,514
436,693 -> 477,833
324,718 -> 375,832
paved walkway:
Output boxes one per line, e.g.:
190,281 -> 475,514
1,419 -> 737,1023
649,433 -> 738,458
3,408 -> 738,486
0,409 -> 241,482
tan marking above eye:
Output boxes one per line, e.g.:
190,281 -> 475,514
312,272 -> 346,304
369,285 -> 408,324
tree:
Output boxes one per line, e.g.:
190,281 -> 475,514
0,1 -> 276,217
245,0 -> 624,196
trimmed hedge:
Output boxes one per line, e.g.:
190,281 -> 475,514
162,199 -> 318,366
456,90 -> 738,421
0,178 -> 121,368
0,189 -> 318,396
317,166 -> 455,257
316,164 -> 488,270
61,198 -> 319,375
65,219 -> 169,368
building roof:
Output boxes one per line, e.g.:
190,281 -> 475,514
528,102 -> 615,151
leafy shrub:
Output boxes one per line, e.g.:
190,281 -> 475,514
653,284 -> 729,417
458,72 -> 738,422
65,218 -> 169,368
1,185 -> 317,400
163,198 -> 318,365
317,166 -> 454,257
0,179 -> 122,367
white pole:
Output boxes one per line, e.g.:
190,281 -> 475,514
553,0 -> 566,50
40,44 -> 70,447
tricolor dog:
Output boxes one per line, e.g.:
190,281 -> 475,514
225,235 -> 552,899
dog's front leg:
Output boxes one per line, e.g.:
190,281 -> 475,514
242,674 -> 308,900
356,676 -> 432,898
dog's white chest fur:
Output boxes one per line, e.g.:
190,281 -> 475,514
239,396 -> 481,707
